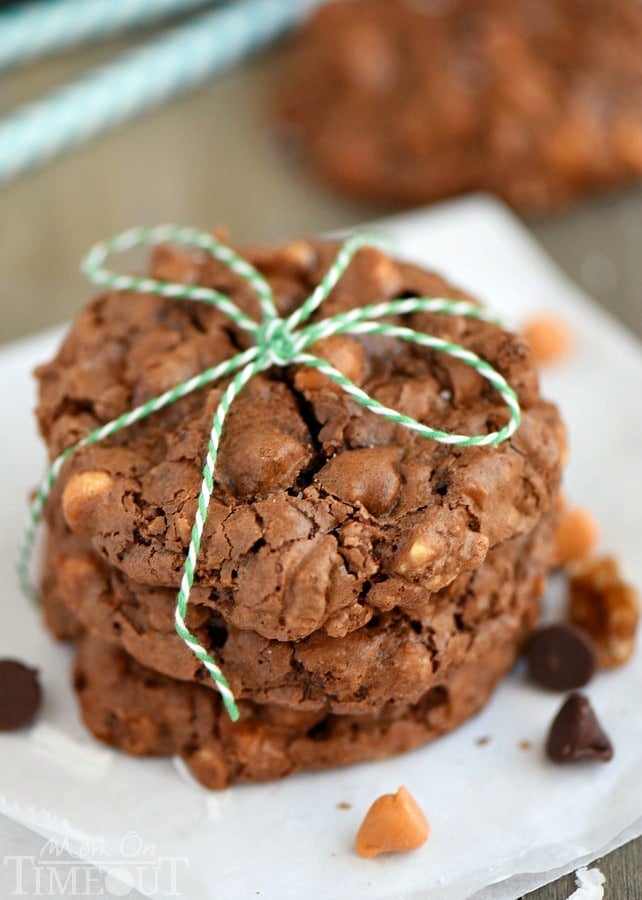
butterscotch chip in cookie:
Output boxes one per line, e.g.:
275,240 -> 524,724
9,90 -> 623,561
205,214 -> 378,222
569,556 -> 640,668
355,786 -> 429,858
554,508 -> 599,566
522,315 -> 573,366
61,470 -> 116,537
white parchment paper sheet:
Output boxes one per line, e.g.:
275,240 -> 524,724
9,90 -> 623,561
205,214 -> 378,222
0,197 -> 640,899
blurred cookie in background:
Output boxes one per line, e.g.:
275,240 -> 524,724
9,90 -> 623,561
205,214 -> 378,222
272,0 -> 642,212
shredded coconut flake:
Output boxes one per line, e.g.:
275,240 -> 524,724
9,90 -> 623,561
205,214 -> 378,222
172,755 -> 200,786
566,866 -> 605,900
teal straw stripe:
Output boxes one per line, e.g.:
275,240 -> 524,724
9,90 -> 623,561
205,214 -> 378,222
0,0 -> 316,184
0,0 -> 216,73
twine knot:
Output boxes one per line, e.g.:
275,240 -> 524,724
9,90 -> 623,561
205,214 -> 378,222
257,316 -> 301,366
20,225 -> 522,723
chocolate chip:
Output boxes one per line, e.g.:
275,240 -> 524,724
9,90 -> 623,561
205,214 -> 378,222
527,623 -> 597,691
546,692 -> 613,763
0,659 -> 41,731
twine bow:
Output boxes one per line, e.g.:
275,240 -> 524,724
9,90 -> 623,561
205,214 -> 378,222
19,225 -> 521,721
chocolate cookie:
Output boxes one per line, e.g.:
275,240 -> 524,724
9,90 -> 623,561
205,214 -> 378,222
272,0 -> 642,211
42,509 -> 553,713
73,629 -> 531,788
36,237 -> 564,643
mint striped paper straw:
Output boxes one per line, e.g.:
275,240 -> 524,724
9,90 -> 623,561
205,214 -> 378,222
0,0 -> 215,73
0,0 -> 317,185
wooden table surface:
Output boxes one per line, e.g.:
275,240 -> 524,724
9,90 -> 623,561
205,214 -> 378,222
1,32 -> 640,900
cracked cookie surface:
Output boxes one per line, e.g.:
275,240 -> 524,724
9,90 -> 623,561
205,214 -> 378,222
43,509 -> 553,713
72,619 -> 538,788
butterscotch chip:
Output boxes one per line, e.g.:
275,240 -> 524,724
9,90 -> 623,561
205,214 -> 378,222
522,315 -> 573,365
554,508 -> 599,566
569,556 -> 640,668
61,470 -> 116,537
355,786 -> 429,858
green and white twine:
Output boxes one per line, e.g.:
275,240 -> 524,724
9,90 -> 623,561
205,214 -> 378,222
19,225 -> 521,722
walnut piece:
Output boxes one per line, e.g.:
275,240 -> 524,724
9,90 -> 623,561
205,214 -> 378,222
569,556 -> 640,668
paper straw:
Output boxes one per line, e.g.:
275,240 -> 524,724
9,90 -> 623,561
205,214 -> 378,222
0,0 -> 218,73
0,0 -> 316,185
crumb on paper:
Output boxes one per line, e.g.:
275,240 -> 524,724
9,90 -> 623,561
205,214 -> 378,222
337,801 -> 352,810
566,865 -> 605,899
355,786 -> 429,859
519,740 -> 532,751
476,736 -> 491,746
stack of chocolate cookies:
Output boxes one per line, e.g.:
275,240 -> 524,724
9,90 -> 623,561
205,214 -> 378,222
37,236 -> 565,788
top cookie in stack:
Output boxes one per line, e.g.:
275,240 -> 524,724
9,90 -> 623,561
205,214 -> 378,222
37,234 -> 565,787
